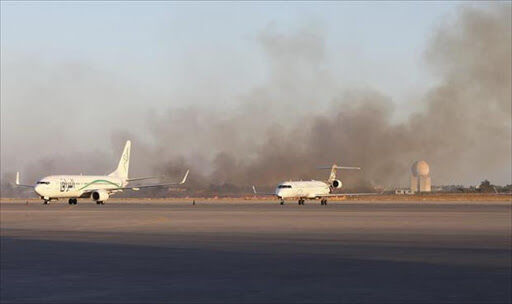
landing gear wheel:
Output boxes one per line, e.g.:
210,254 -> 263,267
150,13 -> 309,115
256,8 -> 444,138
96,201 -> 104,205
298,199 -> 305,205
43,200 -> 49,205
69,198 -> 77,205
280,201 -> 284,205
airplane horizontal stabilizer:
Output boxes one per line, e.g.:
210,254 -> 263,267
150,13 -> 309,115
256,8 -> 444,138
318,166 -> 361,170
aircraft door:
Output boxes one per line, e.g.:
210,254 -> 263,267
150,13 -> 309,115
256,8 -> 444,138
68,179 -> 75,192
60,179 -> 66,192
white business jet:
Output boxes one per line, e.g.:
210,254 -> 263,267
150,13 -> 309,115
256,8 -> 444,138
253,164 -> 372,205
15,140 -> 189,205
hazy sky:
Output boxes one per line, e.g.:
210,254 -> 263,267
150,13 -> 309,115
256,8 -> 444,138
2,1 -> 462,103
1,1 -> 509,187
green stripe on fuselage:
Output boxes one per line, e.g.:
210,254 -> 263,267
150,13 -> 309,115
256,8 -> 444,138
79,179 -> 121,190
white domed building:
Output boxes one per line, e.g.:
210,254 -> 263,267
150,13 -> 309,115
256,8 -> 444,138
411,160 -> 432,193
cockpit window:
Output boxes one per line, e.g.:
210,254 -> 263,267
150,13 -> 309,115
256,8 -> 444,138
37,181 -> 50,185
278,185 -> 292,189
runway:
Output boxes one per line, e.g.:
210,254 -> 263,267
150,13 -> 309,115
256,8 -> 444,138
1,200 -> 511,303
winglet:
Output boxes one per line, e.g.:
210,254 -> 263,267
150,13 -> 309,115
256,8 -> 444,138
180,170 -> 190,184
252,185 -> 257,194
14,171 -> 33,188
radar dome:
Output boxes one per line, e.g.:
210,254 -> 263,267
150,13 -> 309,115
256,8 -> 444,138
411,161 -> 430,176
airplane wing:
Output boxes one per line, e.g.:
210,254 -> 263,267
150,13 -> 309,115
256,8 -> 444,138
316,192 -> 378,197
79,170 -> 189,194
126,176 -> 159,182
15,172 -> 33,188
116,169 -> 189,191
252,186 -> 276,196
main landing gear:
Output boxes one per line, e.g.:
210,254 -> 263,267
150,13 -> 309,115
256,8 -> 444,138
320,199 -> 328,206
280,200 -> 285,205
298,199 -> 305,205
68,198 -> 78,205
96,201 -> 104,205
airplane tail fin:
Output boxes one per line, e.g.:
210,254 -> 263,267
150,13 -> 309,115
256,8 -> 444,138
109,140 -> 131,180
318,164 -> 360,182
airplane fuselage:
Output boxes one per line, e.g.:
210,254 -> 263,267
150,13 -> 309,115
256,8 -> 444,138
274,180 -> 331,199
34,175 -> 126,199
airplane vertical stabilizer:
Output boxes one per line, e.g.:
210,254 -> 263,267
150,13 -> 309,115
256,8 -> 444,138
318,164 -> 361,183
328,164 -> 338,183
109,140 -> 131,180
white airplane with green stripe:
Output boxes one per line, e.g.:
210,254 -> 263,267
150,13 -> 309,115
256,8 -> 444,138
15,140 -> 189,205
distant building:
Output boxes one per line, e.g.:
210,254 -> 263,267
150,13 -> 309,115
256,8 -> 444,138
411,161 -> 432,193
395,189 -> 414,195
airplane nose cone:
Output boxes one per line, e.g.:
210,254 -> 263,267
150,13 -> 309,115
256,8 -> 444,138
34,185 -> 44,196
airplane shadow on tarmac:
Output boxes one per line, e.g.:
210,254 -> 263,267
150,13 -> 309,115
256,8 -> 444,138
1,237 -> 510,303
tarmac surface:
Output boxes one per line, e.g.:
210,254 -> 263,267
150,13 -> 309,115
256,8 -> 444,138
1,200 -> 511,303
